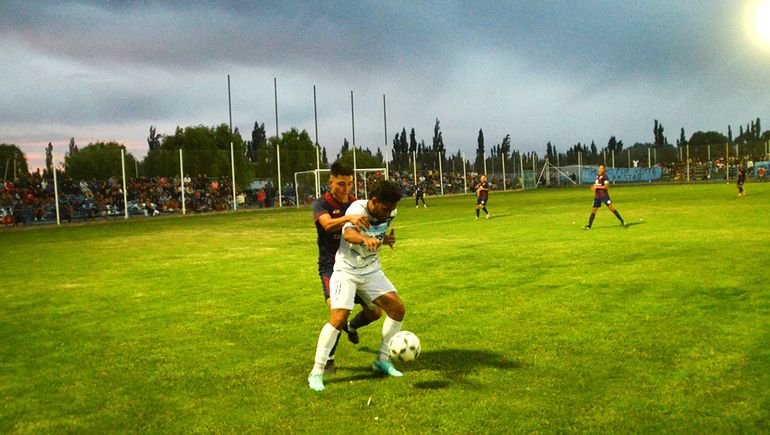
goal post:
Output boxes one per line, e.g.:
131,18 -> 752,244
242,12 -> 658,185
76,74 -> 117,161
293,167 -> 387,206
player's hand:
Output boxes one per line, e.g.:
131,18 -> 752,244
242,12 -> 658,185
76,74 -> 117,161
383,229 -> 395,248
362,237 -> 381,251
349,215 -> 370,230
591,185 -> 596,191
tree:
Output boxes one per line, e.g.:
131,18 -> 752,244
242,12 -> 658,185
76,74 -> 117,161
64,141 -> 137,181
653,120 -> 667,146
678,128 -> 687,148
475,129 -> 485,171
409,128 -> 417,154
432,119 -> 445,155
68,137 -> 78,155
247,121 -> 267,162
45,142 -> 53,174
0,143 -> 29,180
143,123 -> 253,186
147,125 -> 161,151
500,134 -> 511,156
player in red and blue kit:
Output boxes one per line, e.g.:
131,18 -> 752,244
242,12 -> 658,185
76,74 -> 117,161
475,175 -> 491,219
313,162 -> 382,374
736,165 -> 747,197
584,165 -> 625,229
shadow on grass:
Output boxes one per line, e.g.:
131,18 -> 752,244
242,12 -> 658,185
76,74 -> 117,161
587,221 -> 647,230
325,348 -> 521,389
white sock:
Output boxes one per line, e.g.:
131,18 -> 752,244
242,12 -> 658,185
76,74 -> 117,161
311,323 -> 340,376
378,317 -> 403,362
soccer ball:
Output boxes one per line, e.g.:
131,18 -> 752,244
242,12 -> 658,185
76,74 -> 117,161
388,331 -> 421,362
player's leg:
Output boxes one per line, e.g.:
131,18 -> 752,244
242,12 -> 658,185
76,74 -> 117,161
482,200 -> 490,218
475,203 -> 480,218
319,275 -> 342,374
308,272 -> 357,391
346,296 -> 383,344
607,202 -> 625,226
360,273 -> 404,376
584,205 -> 598,229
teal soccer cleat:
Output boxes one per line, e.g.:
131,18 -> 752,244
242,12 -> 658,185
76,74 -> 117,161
308,374 -> 325,392
372,360 -> 403,377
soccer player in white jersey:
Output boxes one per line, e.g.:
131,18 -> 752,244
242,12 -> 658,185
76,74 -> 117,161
308,180 -> 406,392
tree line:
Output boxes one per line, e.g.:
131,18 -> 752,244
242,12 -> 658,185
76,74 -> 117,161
3,117 -> 769,186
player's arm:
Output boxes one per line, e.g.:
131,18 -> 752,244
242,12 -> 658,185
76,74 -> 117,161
342,226 -> 381,251
317,213 -> 369,233
382,229 -> 395,249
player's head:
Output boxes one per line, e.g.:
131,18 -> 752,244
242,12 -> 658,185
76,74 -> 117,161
598,165 -> 606,175
368,180 -> 402,219
480,175 -> 487,182
329,161 -> 354,202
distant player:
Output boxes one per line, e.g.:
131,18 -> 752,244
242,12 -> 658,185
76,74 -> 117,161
414,183 -> 427,208
737,165 -> 747,197
312,162 -> 382,375
583,165 -> 625,229
308,180 -> 406,392
475,175 -> 490,219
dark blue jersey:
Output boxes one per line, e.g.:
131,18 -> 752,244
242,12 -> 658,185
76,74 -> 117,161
593,174 -> 610,200
313,192 -> 356,272
476,181 -> 489,201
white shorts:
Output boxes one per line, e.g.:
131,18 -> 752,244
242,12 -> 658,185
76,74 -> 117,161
329,269 -> 397,311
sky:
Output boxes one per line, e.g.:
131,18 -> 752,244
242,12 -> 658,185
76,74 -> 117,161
2,0 -> 769,172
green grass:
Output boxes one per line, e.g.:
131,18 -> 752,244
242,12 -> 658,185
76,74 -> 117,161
2,183 -> 769,432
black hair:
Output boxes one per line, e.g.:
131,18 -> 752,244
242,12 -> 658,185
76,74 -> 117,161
330,161 -> 354,177
370,180 -> 402,204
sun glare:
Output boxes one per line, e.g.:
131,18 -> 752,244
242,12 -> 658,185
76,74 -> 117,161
747,0 -> 770,47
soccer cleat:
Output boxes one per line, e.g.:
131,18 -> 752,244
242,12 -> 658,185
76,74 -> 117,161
324,359 -> 337,375
346,324 -> 360,344
486,213 -> 491,219
423,204 -> 427,208
372,360 -> 403,377
308,373 -> 325,391
621,221 -> 627,227
416,205 -> 419,208
583,225 -> 591,230
475,216 -> 479,220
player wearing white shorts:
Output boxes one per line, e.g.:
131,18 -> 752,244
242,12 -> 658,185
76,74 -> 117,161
308,180 -> 406,392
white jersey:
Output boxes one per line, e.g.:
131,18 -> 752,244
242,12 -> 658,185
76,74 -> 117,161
334,199 -> 397,275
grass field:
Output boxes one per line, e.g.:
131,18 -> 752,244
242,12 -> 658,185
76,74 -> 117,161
2,182 -> 769,432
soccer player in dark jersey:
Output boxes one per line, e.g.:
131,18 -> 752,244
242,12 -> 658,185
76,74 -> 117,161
583,165 -> 625,229
414,183 -> 427,208
475,175 -> 490,219
312,162 -> 382,374
736,164 -> 747,197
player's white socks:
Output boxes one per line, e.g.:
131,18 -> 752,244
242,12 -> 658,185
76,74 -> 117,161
378,316 -> 403,362
311,323 -> 341,376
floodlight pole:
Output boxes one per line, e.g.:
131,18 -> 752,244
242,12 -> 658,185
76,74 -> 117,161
438,151 -> 444,195
383,94 -> 389,180
501,153 -> 506,190
520,153 -> 525,189
412,150 -> 417,187
180,149 -> 186,215
578,151 -> 582,185
52,150 -> 60,225
462,152 -> 467,193
120,148 -> 128,220
230,141 -> 237,210
648,147 -> 651,168
725,142 -> 730,180
532,155 -> 536,188
686,144 -> 690,182
274,77 -> 282,208
350,90 -> 358,198
313,85 -> 321,198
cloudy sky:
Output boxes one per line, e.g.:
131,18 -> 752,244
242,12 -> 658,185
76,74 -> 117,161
2,0 -> 769,171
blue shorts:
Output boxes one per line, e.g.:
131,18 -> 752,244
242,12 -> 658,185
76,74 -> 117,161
320,271 -> 364,304
592,196 -> 612,208
476,197 -> 487,205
